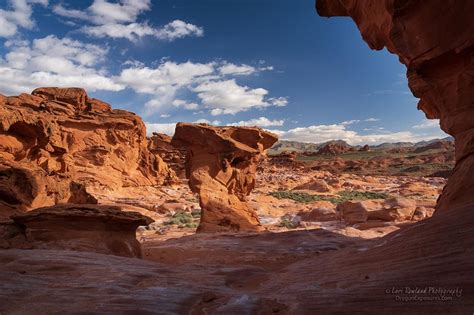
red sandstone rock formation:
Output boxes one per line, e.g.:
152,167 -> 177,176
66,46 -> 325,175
148,132 -> 186,178
269,150 -> 297,165
316,0 -> 474,212
337,198 -> 417,224
0,87 -> 175,216
7,204 -> 152,258
172,123 -> 278,232
359,144 -> 370,152
317,141 -> 352,155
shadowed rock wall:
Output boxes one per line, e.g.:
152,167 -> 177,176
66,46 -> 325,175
316,0 -> 474,212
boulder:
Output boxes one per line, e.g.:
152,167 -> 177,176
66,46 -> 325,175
172,123 -> 278,233
10,204 -> 152,258
299,201 -> 338,222
369,198 -> 417,222
411,206 -> 435,221
155,200 -> 190,214
337,200 -> 380,224
293,179 -> 334,193
338,198 -> 417,224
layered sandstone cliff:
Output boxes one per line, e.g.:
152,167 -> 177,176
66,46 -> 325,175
172,123 -> 278,232
317,0 -> 474,212
0,87 -> 175,217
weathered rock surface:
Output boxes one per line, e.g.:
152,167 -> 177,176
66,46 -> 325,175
293,179 -> 334,193
338,198 -> 418,224
0,87 -> 174,216
8,204 -> 152,257
172,123 -> 278,232
317,141 -> 353,155
316,0 -> 474,212
1,206 -> 473,313
299,201 -> 338,222
149,132 -> 186,178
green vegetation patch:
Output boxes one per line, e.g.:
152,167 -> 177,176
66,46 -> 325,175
336,190 -> 389,203
163,211 -> 199,229
279,217 -> 299,229
269,190 -> 389,205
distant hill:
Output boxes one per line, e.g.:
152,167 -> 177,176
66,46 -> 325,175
372,142 -> 414,151
269,137 -> 454,155
414,136 -> 454,147
268,140 -> 321,154
317,140 -> 354,155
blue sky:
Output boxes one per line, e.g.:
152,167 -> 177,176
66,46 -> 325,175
0,0 -> 446,144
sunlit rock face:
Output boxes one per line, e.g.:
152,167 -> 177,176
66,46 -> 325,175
172,123 -> 278,232
316,0 -> 474,212
0,87 -> 175,217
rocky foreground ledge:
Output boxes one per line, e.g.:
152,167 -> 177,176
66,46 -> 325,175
2,204 -> 152,258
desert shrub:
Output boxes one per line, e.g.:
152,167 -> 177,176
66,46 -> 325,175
191,209 -> 202,218
279,217 -> 298,229
184,222 -> 198,229
269,190 -> 389,205
163,211 -> 194,227
269,191 -> 332,203
335,191 -> 389,203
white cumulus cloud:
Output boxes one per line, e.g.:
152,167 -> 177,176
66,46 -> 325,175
219,63 -> 257,76
341,119 -> 360,126
231,117 -> 284,127
270,122 -> 447,146
364,117 -> 380,122
172,99 -> 199,110
194,118 -> 221,125
0,35 -> 123,95
118,61 -> 285,116
412,119 -> 440,129
82,22 -> 157,41
155,20 -> 203,41
194,79 -> 270,115
53,1 -> 203,41
119,61 -> 215,94
145,122 -> 177,136
0,0 -> 48,38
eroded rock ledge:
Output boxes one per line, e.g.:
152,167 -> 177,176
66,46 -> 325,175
172,123 -> 278,233
3,204 -> 152,258
0,87 -> 175,217
316,0 -> 474,212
